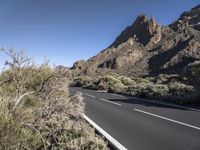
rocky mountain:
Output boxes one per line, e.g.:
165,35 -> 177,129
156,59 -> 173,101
71,4 -> 200,77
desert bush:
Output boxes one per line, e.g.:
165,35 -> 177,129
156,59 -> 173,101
125,83 -> 149,96
145,84 -> 169,98
168,82 -> 193,94
184,62 -> 200,104
0,49 -> 107,149
71,70 -> 199,105
108,82 -> 126,93
103,75 -> 121,86
0,98 -> 42,149
153,74 -> 182,84
131,77 -> 150,84
153,74 -> 170,84
145,76 -> 155,82
73,76 -> 92,87
117,76 -> 136,86
125,82 -> 169,99
96,75 -> 122,91
185,62 -> 200,84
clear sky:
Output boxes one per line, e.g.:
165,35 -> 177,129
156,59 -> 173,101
0,0 -> 199,68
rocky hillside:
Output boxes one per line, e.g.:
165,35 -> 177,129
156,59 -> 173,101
71,4 -> 200,77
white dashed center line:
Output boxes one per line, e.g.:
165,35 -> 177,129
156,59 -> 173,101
85,93 -> 96,98
99,98 -> 121,106
134,108 -> 200,130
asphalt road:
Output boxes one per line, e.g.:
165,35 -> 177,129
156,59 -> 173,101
69,87 -> 200,150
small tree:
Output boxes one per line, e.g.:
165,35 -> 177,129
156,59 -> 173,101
0,49 -> 56,109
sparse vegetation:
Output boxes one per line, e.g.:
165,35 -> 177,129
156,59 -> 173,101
109,82 -> 126,93
117,76 -> 136,86
185,62 -> 200,90
73,76 -> 92,87
0,49 -> 107,149
72,73 -> 199,105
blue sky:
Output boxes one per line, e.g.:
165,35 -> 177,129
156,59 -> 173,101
0,0 -> 199,68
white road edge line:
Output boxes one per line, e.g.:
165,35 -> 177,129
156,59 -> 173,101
134,108 -> 200,131
99,98 -> 121,106
83,114 -> 128,150
85,93 -> 96,98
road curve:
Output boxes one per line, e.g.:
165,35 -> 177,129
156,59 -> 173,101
70,87 -> 200,150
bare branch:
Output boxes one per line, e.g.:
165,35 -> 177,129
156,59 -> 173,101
21,123 -> 47,150
13,91 -> 35,109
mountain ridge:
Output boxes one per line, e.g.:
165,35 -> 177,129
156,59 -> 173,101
71,4 -> 200,77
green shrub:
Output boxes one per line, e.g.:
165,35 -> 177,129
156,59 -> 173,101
0,98 -> 42,150
131,77 -> 150,84
153,74 -> 170,84
117,76 -> 136,86
96,75 -> 122,91
153,74 -> 182,84
103,75 -> 122,86
125,83 -> 149,96
73,76 -> 92,87
125,82 -> 169,99
168,82 -> 193,94
109,82 -> 126,93
185,63 -> 200,84
146,84 -> 169,98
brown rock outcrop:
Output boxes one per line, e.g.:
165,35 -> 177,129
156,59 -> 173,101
72,4 -> 200,77
111,15 -> 161,47
170,4 -> 200,31
71,60 -> 86,70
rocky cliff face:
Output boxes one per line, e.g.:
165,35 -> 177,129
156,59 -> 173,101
170,4 -> 200,31
111,15 -> 161,47
71,4 -> 200,77
71,60 -> 86,70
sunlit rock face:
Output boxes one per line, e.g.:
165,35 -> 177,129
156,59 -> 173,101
111,15 -> 162,47
72,60 -> 86,70
71,4 -> 200,77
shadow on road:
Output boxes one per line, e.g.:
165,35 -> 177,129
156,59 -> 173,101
107,97 -> 193,111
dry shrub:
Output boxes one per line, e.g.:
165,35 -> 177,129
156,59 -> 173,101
0,49 -> 107,149
144,84 -> 169,98
109,82 -> 126,93
73,76 -> 92,87
71,70 -> 199,105
131,77 -> 150,84
117,76 -> 136,86
0,98 -> 42,150
168,82 -> 193,94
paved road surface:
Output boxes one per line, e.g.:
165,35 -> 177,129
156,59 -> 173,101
69,87 -> 200,150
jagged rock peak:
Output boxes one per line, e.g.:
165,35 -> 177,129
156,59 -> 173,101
149,17 -> 157,35
111,14 -> 160,47
135,14 -> 148,24
71,60 -> 86,70
71,4 -> 200,77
